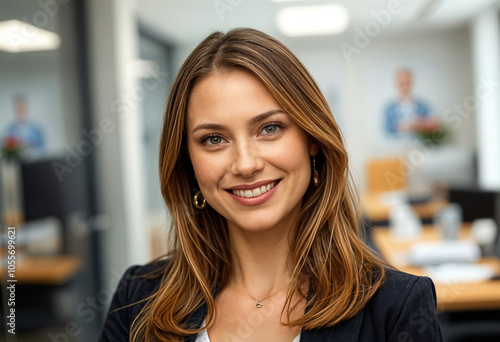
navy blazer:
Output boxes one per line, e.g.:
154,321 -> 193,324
99,261 -> 444,341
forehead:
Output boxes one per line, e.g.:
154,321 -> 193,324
186,69 -> 282,126
397,71 -> 412,80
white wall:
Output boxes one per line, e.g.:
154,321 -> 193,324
87,0 -> 150,286
361,27 -> 475,155
470,7 -> 500,190
138,34 -> 171,212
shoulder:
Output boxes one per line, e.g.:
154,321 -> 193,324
99,259 -> 170,341
385,101 -> 398,112
366,268 -> 442,340
115,259 -> 168,309
414,99 -> 431,112
302,268 -> 443,341
380,267 -> 434,297
121,259 -> 168,284
374,268 -> 436,312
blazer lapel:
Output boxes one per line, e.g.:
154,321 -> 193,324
299,307 -> 366,342
183,286 -> 367,342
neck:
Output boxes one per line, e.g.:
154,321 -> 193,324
399,94 -> 412,102
227,219 -> 297,299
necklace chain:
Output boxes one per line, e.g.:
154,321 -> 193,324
234,285 -> 287,309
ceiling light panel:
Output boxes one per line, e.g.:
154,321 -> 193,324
276,4 -> 350,37
0,20 -> 61,53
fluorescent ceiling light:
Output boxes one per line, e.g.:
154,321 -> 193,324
277,4 -> 349,37
0,20 -> 61,53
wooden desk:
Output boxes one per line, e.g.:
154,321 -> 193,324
0,256 -> 82,285
372,225 -> 500,311
362,192 -> 448,222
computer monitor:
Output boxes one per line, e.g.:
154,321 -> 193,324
20,156 -> 90,253
448,186 -> 500,253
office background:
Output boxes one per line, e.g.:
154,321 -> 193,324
1,0 -> 499,341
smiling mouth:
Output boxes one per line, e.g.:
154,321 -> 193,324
230,181 -> 278,198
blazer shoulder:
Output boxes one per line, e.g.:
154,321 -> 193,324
300,268 -> 442,341
126,258 -> 170,277
377,267 -> 435,307
375,268 -> 442,339
121,258 -> 170,302
99,259 -> 171,341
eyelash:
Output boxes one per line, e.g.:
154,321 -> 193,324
200,122 -> 285,147
260,122 -> 284,136
202,135 -> 226,146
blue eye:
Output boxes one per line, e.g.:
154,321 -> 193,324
261,124 -> 281,135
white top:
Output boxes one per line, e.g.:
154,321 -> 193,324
194,319 -> 301,342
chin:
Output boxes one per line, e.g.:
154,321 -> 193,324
232,221 -> 275,232
228,214 -> 289,233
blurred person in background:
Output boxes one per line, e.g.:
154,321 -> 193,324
384,68 -> 441,138
100,28 -> 443,342
1,94 -> 45,157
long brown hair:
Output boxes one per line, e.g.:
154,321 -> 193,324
131,28 -> 386,341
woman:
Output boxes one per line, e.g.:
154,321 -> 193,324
100,28 -> 443,342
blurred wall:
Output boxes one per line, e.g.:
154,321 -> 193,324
362,27 -> 475,154
86,0 -> 151,287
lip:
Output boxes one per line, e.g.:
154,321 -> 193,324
226,179 -> 281,206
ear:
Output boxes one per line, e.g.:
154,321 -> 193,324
308,137 -> 319,157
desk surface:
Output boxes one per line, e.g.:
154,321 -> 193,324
362,192 -> 448,222
372,225 -> 500,311
0,255 -> 82,285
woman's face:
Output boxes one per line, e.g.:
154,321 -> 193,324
186,69 -> 316,233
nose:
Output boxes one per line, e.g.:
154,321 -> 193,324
230,142 -> 264,178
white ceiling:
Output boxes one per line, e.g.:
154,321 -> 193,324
136,0 -> 499,47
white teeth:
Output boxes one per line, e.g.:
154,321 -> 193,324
232,181 -> 277,198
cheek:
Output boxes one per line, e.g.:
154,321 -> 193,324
271,135 -> 311,176
190,153 -> 224,191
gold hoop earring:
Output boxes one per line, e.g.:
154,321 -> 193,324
193,191 -> 206,209
313,156 -> 319,187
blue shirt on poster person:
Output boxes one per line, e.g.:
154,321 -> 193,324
3,121 -> 45,151
2,94 -> 45,155
385,98 -> 431,136
383,69 -> 437,138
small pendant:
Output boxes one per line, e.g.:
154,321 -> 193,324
256,300 -> 263,308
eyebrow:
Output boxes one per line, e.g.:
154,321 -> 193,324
191,109 -> 287,134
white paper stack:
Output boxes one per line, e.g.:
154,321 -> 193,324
424,263 -> 494,283
408,240 -> 481,266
